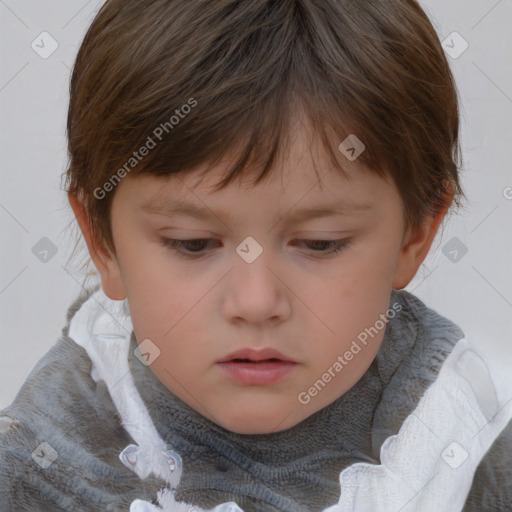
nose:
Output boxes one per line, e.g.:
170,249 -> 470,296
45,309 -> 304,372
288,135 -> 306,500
221,246 -> 291,326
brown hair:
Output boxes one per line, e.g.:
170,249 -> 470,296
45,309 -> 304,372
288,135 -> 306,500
63,0 -> 464,258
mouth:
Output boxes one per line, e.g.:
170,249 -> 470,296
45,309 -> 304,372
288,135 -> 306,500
216,347 -> 295,364
216,348 -> 297,385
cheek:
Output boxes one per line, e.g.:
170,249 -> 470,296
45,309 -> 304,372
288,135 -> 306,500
350,228 -> 403,297
124,267 -> 213,363
302,250 -> 396,349
128,285 -> 201,343
116,237 -> 187,318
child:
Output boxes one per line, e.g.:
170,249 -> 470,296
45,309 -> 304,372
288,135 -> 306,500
1,0 -> 511,511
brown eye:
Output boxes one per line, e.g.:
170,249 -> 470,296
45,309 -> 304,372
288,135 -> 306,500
292,238 -> 352,256
160,238 -> 217,257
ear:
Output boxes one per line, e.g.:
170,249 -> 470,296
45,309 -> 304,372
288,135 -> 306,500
392,201 -> 451,290
68,191 -> 127,300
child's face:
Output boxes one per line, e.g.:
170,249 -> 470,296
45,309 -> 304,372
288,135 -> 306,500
83,125 -> 437,434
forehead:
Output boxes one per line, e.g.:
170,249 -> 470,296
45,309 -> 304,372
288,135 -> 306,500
121,162 -> 397,231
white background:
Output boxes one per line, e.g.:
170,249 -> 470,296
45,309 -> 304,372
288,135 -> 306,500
1,0 -> 511,409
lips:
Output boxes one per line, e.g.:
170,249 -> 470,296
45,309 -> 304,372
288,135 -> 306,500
216,347 -> 295,364
216,348 -> 297,385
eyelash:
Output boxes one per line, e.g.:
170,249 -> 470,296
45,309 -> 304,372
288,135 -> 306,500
159,237 -> 352,259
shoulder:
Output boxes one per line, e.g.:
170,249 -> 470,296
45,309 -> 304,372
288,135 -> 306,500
375,291 -> 512,511
378,289 -> 467,387
462,417 -> 512,511
371,289 -> 465,450
0,288 -> 163,511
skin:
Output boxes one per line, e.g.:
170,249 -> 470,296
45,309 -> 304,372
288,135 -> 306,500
69,120 -> 450,434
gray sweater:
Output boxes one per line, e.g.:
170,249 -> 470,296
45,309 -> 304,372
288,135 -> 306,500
1,286 -> 511,511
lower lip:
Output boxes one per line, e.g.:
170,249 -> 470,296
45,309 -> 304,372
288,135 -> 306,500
216,360 -> 296,385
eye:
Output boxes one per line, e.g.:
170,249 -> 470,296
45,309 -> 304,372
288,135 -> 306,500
292,238 -> 352,256
159,238 -> 218,258
160,237 -> 352,259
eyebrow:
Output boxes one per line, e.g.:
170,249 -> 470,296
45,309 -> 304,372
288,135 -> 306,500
140,196 -> 375,223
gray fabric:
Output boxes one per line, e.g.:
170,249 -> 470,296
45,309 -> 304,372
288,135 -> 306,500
1,286 -> 510,511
